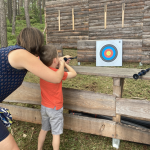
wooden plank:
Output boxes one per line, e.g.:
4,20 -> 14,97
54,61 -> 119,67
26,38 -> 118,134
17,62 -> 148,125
0,103 -> 42,124
0,103 -> 116,138
116,98 -> 150,120
141,56 -> 150,64
143,39 -> 150,47
4,82 -> 116,117
112,78 -> 124,125
58,10 -> 60,31
72,8 -> 74,30
64,114 -> 116,137
63,88 -> 116,116
70,66 -> 150,80
77,39 -> 142,49
122,3 -> 125,28
104,4 -> 107,29
113,78 -> 124,98
116,123 -> 150,145
4,82 -> 41,105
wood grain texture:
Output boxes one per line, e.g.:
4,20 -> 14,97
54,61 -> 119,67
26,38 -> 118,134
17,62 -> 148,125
0,103 -> 116,138
116,123 -> 150,144
64,114 -> 116,137
63,88 -> 116,116
71,66 -> 150,80
4,82 -> 116,116
116,98 -> 150,120
0,103 -> 42,124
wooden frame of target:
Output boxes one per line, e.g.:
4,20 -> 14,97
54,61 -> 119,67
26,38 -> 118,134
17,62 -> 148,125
96,40 -> 122,66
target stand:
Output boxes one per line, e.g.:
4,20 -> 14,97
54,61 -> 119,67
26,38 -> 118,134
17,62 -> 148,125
96,40 -> 122,66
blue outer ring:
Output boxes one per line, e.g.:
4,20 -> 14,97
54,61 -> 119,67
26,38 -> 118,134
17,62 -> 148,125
100,44 -> 118,62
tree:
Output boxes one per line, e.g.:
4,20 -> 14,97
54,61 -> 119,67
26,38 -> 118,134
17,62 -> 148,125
19,0 -> 23,8
24,0 -> 30,27
12,0 -> 16,35
38,0 -> 42,24
42,0 -> 45,9
7,0 -> 12,24
0,0 -> 7,47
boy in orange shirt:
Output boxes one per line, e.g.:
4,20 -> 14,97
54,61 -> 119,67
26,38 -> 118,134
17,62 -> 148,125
38,45 -> 77,150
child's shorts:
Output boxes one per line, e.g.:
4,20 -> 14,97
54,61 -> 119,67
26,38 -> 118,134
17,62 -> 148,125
0,120 -> 9,142
41,105 -> 64,135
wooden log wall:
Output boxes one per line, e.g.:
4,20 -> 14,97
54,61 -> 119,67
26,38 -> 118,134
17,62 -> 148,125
88,0 -> 144,40
45,0 -> 89,49
46,0 -> 150,63
142,0 -> 150,64
77,39 -> 143,62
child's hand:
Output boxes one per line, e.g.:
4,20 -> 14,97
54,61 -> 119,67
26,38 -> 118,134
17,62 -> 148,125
59,58 -> 65,67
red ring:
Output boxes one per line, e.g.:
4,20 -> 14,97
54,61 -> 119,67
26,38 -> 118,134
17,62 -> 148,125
104,49 -> 113,58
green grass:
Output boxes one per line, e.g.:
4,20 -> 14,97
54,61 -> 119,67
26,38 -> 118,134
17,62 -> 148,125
2,15 -> 150,150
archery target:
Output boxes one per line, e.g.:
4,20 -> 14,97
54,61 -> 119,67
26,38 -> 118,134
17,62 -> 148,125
96,40 -> 122,66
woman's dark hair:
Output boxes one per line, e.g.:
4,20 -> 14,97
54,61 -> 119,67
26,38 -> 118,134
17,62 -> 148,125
17,27 -> 44,55
39,45 -> 57,66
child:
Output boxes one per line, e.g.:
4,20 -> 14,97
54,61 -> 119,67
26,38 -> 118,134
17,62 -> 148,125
38,45 -> 77,150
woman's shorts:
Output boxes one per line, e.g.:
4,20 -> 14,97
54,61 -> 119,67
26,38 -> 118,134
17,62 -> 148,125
0,120 -> 9,142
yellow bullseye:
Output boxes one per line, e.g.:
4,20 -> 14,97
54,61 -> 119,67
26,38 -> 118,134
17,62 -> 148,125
106,51 -> 111,56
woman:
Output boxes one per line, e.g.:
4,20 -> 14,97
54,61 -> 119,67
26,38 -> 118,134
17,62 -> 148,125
0,27 -> 70,150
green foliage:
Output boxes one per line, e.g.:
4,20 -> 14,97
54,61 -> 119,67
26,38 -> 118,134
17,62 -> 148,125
16,7 -> 26,20
29,2 -> 42,23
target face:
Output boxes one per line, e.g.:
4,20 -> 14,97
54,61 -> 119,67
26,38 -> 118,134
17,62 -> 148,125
100,44 -> 118,62
96,40 -> 122,66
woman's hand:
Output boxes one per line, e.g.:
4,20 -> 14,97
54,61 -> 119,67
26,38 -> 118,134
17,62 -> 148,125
59,57 -> 65,67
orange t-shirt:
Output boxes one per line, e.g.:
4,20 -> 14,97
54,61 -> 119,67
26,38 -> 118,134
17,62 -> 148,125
40,67 -> 68,110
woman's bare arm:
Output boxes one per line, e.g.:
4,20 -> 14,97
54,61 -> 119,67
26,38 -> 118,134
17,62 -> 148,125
8,49 -> 65,83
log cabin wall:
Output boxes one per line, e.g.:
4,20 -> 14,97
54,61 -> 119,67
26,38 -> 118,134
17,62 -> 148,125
142,0 -> 150,64
45,0 -> 89,49
45,0 -> 150,63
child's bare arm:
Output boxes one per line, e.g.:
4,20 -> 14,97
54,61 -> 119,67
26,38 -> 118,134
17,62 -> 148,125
65,63 -> 77,79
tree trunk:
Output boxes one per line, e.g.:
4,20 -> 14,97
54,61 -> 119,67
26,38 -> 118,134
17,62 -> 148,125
38,0 -> 42,24
24,0 -> 30,27
7,0 -> 12,24
19,0 -> 23,15
28,0 -> 30,11
12,0 -> 16,35
0,0 -> 7,47
18,0 -> 20,15
42,0 -> 45,9
19,0 -> 23,8
16,0 -> 17,16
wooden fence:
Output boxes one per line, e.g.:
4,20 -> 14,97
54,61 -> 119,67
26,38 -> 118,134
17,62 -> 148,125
1,66 -> 150,145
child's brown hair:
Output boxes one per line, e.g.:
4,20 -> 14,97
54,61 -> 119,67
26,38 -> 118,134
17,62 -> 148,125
39,45 -> 57,66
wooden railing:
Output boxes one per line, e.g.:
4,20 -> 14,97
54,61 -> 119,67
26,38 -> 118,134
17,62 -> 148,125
1,66 -> 150,145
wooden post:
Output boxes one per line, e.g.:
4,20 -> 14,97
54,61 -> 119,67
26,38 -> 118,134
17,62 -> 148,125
72,8 -> 74,30
112,78 -> 124,148
122,3 -> 125,28
112,78 -> 124,133
104,4 -> 107,29
58,10 -> 60,31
